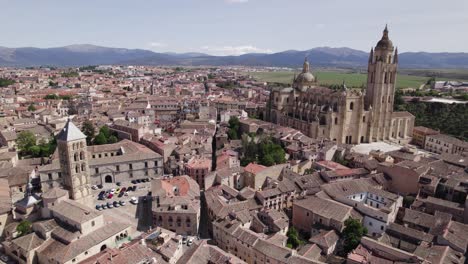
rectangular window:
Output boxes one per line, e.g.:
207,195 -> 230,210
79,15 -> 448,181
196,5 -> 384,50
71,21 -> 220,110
48,173 -> 52,180
116,165 -> 120,171
95,168 -> 99,174
129,164 -> 133,170
145,162 -> 148,168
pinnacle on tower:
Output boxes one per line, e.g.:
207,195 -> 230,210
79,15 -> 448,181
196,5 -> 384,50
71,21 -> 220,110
394,47 -> 399,64
303,56 -> 310,73
369,47 -> 374,63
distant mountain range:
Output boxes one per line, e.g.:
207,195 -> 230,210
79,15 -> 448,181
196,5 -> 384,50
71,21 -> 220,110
1,44 -> 468,69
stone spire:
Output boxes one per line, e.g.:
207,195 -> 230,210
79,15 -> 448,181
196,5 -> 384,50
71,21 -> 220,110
302,57 -> 310,73
369,47 -> 374,63
394,47 -> 399,64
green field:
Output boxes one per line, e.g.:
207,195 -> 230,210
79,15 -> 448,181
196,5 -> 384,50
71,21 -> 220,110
247,71 -> 430,89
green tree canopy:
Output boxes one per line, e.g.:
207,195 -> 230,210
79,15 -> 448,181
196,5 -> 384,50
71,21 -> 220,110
93,133 -> 108,145
0,78 -> 15,87
342,218 -> 367,255
17,220 -> 32,237
28,104 -> 36,112
227,116 -> 240,140
81,121 -> 95,145
17,131 -> 37,153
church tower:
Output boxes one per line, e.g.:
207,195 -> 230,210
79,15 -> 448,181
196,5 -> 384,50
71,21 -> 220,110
365,25 -> 398,141
56,119 -> 93,208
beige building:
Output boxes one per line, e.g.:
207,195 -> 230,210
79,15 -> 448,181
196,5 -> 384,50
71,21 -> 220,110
151,175 -> 201,236
3,189 -> 131,264
39,138 -> 163,192
412,126 -> 439,147
267,26 -> 414,144
425,133 -> 468,155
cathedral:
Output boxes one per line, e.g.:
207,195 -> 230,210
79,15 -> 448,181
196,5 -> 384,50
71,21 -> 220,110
267,26 -> 414,145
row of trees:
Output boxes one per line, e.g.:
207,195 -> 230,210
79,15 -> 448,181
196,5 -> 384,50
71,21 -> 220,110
394,99 -> 468,141
44,94 -> 72,100
16,131 -> 56,158
81,121 -> 118,145
0,78 -> 15,87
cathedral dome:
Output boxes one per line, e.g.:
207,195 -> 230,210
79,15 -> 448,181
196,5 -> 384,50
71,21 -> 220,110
294,57 -> 316,86
296,72 -> 315,83
375,25 -> 393,50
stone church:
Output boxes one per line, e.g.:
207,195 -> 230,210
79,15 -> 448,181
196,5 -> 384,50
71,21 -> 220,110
267,26 -> 414,144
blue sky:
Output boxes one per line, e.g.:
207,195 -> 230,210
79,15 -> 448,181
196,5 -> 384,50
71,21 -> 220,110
1,0 -> 467,55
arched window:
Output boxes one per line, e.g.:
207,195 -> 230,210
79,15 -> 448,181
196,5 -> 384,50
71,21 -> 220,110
80,151 -> 85,160
349,102 -> 354,110
362,116 -> 366,123
75,165 -> 79,173
334,117 -> 338,125
81,163 -> 86,172
74,153 -> 78,162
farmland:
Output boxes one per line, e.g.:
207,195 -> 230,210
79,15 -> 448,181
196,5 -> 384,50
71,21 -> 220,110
246,71 -> 430,89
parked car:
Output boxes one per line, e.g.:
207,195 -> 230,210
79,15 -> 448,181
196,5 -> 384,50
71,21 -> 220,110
113,201 -> 120,208
116,182 -> 122,186
107,202 -> 113,208
182,236 -> 187,244
115,188 -> 121,194
97,184 -> 103,189
130,197 -> 138,204
118,192 -> 125,198
96,204 -> 102,210
121,187 -> 127,193
187,237 -> 194,246
101,204 -> 107,209
107,193 -> 113,199
131,186 -> 137,191
0,254 -> 11,262
119,200 -> 126,206
111,188 -> 116,194
124,191 -> 129,196
98,191 -> 106,196
131,180 -> 137,184
91,185 -> 98,190
136,179 -> 142,183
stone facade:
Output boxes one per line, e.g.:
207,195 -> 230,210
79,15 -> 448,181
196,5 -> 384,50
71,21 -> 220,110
267,27 -> 414,144
56,120 -> 93,208
39,139 -> 163,193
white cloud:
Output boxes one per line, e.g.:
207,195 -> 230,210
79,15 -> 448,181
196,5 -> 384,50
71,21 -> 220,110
225,0 -> 249,4
148,42 -> 167,48
201,45 -> 273,56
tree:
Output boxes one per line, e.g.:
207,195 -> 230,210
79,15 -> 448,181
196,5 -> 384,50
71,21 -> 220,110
286,227 -> 303,249
44,94 -> 60,100
228,116 -> 240,140
16,220 -> 32,237
0,78 -> 15,87
17,131 -> 37,154
108,135 -> 118,144
93,133 -> 107,145
81,121 -> 95,145
28,104 -> 36,112
99,126 -> 111,139
342,218 -> 367,255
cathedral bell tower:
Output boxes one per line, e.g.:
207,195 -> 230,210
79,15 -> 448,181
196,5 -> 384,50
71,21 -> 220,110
365,25 -> 398,141
56,119 -> 93,208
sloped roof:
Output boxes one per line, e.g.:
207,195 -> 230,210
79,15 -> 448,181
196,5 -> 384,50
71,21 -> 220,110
56,120 -> 86,142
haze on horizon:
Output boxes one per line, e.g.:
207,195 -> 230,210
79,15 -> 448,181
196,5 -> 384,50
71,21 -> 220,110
1,0 -> 467,55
